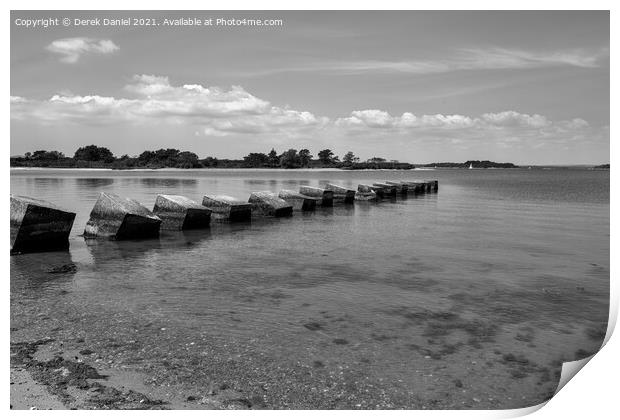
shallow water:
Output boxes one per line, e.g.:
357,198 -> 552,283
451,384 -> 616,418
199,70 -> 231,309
10,168 -> 610,409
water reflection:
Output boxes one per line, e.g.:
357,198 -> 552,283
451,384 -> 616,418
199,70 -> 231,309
84,238 -> 163,266
139,178 -> 197,188
243,179 -> 279,188
25,177 -> 66,188
75,178 -> 114,189
162,228 -> 213,247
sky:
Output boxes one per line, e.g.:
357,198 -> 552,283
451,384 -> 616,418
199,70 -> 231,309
10,10 -> 609,164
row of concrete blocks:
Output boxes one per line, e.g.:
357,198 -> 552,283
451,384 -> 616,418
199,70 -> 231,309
10,179 -> 438,254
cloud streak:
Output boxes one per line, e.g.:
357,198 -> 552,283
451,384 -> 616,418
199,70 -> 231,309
46,37 -> 119,63
235,47 -> 608,77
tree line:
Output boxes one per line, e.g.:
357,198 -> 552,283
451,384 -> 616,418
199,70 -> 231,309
11,145 -> 415,170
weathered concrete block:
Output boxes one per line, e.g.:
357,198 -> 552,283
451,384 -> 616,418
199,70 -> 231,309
10,195 -> 76,254
354,186 -> 378,201
401,181 -> 425,194
359,184 -> 384,199
407,180 -> 432,193
299,186 -> 334,207
248,191 -> 293,217
324,183 -> 355,204
385,181 -> 408,194
372,183 -> 397,196
153,194 -> 211,230
422,181 -> 433,192
426,179 -> 439,191
84,192 -> 161,240
278,190 -> 318,211
202,195 -> 252,222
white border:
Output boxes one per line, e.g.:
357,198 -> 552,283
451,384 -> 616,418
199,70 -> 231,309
3,2 -> 615,420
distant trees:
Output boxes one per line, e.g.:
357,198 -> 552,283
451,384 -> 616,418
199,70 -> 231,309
136,149 -> 202,168
74,145 -> 115,163
30,150 -> 65,160
318,149 -> 335,164
177,151 -> 201,168
342,151 -> 359,166
279,149 -> 302,169
243,152 -> 269,167
267,149 -> 279,167
11,149 -> 70,167
298,149 -> 312,167
12,144 -> 421,170
201,156 -> 219,167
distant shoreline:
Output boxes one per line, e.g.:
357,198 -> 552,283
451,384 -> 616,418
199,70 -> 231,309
9,166 -> 607,173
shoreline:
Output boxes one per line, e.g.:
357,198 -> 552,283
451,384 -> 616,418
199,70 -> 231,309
9,167 -> 431,172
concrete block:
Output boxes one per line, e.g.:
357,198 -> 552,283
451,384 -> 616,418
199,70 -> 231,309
278,190 -> 318,211
299,186 -> 334,207
248,191 -> 293,217
10,194 -> 76,254
153,194 -> 211,230
84,192 -> 161,240
202,195 -> 252,222
324,183 -> 355,204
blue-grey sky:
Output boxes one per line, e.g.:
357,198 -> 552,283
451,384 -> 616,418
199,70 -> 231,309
11,10 -> 609,164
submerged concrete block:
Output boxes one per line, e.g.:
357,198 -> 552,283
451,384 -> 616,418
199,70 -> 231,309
153,194 -> 211,230
202,195 -> 252,222
372,183 -> 397,197
10,195 -> 76,254
299,186 -> 334,207
359,184 -> 384,199
84,193 -> 161,240
324,183 -> 355,204
278,190 -> 318,211
249,191 -> 293,217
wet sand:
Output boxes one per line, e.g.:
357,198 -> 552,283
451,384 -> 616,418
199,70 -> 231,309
10,282 -> 606,410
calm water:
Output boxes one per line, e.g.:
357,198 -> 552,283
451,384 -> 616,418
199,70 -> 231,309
10,168 -> 610,409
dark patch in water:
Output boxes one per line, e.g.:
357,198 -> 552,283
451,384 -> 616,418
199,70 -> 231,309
574,349 -> 593,359
386,307 -> 499,347
332,338 -> 349,345
303,322 -> 324,331
585,324 -> 607,342
499,352 -> 556,382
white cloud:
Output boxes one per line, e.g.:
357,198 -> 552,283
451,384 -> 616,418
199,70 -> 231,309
10,75 -> 602,155
336,110 -> 557,130
480,111 -> 550,128
46,37 -> 119,63
10,75 -> 327,137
